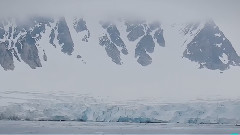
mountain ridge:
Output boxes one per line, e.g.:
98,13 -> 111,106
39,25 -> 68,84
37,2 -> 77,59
0,16 -> 239,71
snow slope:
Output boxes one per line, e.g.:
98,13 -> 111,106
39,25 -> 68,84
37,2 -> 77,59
0,16 -> 240,101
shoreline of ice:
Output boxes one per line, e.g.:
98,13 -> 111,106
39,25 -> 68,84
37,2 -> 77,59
0,120 -> 239,134
0,91 -> 240,124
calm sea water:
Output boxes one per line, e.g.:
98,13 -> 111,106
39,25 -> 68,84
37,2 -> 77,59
0,121 -> 239,134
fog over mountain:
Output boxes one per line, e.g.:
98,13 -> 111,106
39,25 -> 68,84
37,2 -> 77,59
0,0 -> 240,101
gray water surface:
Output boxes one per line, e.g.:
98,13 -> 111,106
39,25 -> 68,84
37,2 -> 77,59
0,121 -> 239,134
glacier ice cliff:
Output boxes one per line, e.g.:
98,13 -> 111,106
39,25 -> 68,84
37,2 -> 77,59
0,91 -> 239,124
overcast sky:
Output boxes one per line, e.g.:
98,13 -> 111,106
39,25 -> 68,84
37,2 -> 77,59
1,0 -> 239,48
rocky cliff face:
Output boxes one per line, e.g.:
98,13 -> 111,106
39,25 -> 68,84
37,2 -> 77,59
125,20 -> 165,66
183,20 -> 240,70
0,17 -> 54,70
0,16 -> 239,71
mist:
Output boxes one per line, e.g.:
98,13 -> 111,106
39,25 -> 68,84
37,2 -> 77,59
0,0 -> 240,101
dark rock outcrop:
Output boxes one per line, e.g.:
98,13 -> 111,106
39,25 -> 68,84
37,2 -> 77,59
183,20 -> 240,70
57,17 -> 74,55
99,22 -> 127,65
0,42 -> 14,70
73,18 -> 90,42
125,20 -> 165,66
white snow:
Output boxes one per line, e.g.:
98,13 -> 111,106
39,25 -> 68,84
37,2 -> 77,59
0,16 -> 240,121
219,53 -> 229,64
0,17 -> 240,101
180,22 -> 205,50
214,33 -> 221,37
0,2 -> 239,134
215,43 -> 222,47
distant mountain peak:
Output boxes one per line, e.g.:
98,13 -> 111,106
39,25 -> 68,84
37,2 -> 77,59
183,20 -> 240,70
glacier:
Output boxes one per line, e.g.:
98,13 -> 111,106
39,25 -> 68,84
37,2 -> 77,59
0,1 -> 240,134
0,91 -> 240,124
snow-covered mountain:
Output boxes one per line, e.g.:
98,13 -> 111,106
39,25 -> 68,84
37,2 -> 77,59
1,16 -> 240,123
0,16 -> 239,71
